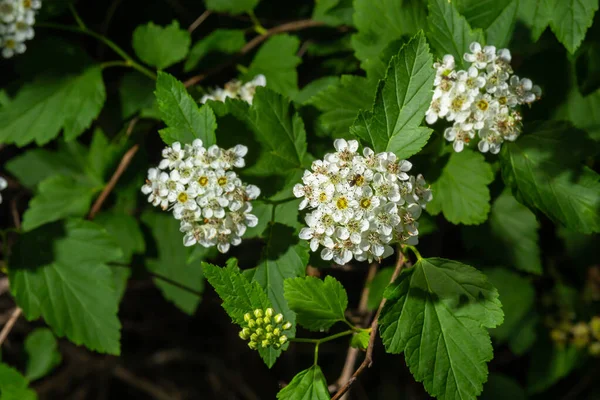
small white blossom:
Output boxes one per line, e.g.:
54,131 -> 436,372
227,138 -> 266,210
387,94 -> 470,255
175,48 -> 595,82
0,176 -> 7,204
201,75 -> 267,105
426,42 -> 541,154
142,141 -> 260,253
0,0 -> 41,58
294,140 -> 432,264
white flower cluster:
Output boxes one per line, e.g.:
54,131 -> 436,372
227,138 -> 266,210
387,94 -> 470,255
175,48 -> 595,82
141,140 -> 261,254
425,42 -> 542,154
293,139 -> 432,265
200,74 -> 266,105
0,176 -> 7,204
0,0 -> 41,58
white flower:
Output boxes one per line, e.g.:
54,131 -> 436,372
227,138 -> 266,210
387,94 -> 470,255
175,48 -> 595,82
295,141 -> 432,264
201,75 -> 267,105
464,42 -> 496,69
0,176 -> 7,204
0,0 -> 40,58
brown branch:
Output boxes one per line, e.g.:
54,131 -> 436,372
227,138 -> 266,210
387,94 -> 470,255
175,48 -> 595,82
88,144 -> 139,220
0,307 -> 22,347
183,19 -> 325,87
10,194 -> 22,230
335,262 -> 378,398
331,253 -> 406,400
188,10 -> 212,32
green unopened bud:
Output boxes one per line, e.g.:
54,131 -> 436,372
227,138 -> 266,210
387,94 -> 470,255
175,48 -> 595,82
273,343 -> 281,349
282,322 -> 292,330
274,314 -> 284,324
273,328 -> 281,336
279,335 -> 288,345
589,342 -> 600,356
244,313 -> 252,322
247,319 -> 256,328
250,333 -> 258,341
255,328 -> 264,336
265,324 -> 273,332
590,316 -> 600,340
264,316 -> 271,324
256,318 -> 264,326
239,328 -> 250,340
261,339 -> 270,348
265,332 -> 273,340
265,308 -> 274,317
248,341 -> 257,350
254,309 -> 264,318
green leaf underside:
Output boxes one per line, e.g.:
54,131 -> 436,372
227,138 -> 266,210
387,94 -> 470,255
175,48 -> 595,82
21,175 -> 99,232
9,220 -> 123,355
0,66 -> 105,146
0,364 -> 38,400
132,21 -> 191,69
557,84 -> 600,141
120,71 -> 156,118
240,87 -> 308,176
500,122 -> 600,233
203,261 -> 281,367
427,150 -> 494,225
352,0 -> 427,78
489,191 -> 542,274
379,257 -> 503,400
427,0 -> 485,69
24,328 -> 62,381
244,34 -> 301,98
95,211 -> 145,264
276,365 -> 331,400
204,0 -> 259,15
309,75 -> 376,137
185,29 -> 245,72
155,72 -> 217,146
312,0 -> 353,27
284,276 -> 348,331
350,31 -> 435,157
142,212 -> 204,315
253,224 -> 309,335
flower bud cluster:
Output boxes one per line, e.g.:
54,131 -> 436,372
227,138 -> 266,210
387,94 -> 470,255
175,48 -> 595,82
200,75 -> 266,105
293,139 -> 432,265
239,308 -> 292,350
425,42 -> 541,154
141,140 -> 261,253
549,316 -> 600,356
0,0 -> 41,58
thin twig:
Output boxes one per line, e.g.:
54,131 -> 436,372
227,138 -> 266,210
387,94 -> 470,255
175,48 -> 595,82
0,307 -> 22,347
331,253 -> 406,400
10,193 -> 22,229
188,10 -> 212,32
335,263 -> 378,398
183,19 -> 325,87
88,144 -> 139,220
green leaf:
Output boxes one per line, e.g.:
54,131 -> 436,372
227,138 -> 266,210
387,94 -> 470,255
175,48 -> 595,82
185,29 -> 246,72
508,312 -> 538,355
253,224 -> 309,334
10,220 -> 123,355
24,328 -> 62,381
119,71 -> 156,119
500,122 -> 600,233
155,72 -> 217,146
527,0 -> 598,54
309,75 -> 376,137
240,87 -> 307,176
481,373 -> 526,400
312,0 -> 353,27
294,76 -> 339,105
0,66 -> 106,146
485,268 -> 534,343
0,364 -> 37,400
284,276 -> 348,331
556,84 -> 600,141
132,21 -> 191,69
527,338 -> 582,393
203,260 -> 281,367
427,150 -> 494,225
95,211 -> 145,264
21,176 -> 100,232
204,0 -> 259,15
379,257 -> 503,400
352,0 -> 427,78
350,31 -> 435,157
489,191 -> 542,274
276,365 -> 331,400
244,35 -> 301,98
87,128 -> 126,183
427,0 -> 485,69
142,212 -> 204,315
350,329 -> 370,350
454,0 -> 519,48
367,267 -> 394,311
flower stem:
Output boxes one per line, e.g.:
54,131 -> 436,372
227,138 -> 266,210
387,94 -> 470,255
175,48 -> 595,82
69,4 -> 87,30
405,245 -> 423,261
36,23 -> 157,80
247,10 -> 267,35
290,329 -> 355,345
